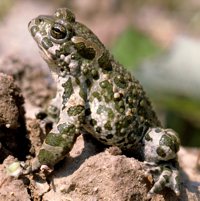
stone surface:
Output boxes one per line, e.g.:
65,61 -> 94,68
0,73 -> 27,162
0,156 -> 31,201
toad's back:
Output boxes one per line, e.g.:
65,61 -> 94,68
83,53 -> 161,149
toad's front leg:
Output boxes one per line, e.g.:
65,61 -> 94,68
35,92 -> 62,134
141,127 -> 180,198
25,92 -> 85,173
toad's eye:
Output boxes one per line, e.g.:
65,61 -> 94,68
50,23 -> 68,39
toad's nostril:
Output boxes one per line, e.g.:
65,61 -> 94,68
38,18 -> 44,23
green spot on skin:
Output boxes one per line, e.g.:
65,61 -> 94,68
67,105 -> 85,116
62,77 -> 73,104
74,42 -> 95,60
115,121 -> 127,137
88,96 -> 93,102
57,123 -> 76,135
159,180 -> 165,188
56,50 -> 61,57
118,100 -> 124,108
75,78 -> 80,85
163,166 -> 172,173
91,69 -> 97,77
96,126 -> 102,133
45,124 -> 76,155
132,89 -> 137,96
126,115 -> 133,123
71,52 -> 81,60
54,10 -> 64,19
86,79 -> 92,89
104,121 -> 112,131
114,98 -> 126,114
145,132 -> 152,141
40,30 -> 47,36
63,8 -> 75,22
79,87 -> 87,101
160,134 -> 178,153
114,76 -> 127,89
100,81 -> 107,88
153,184 -> 162,194
30,26 -> 39,37
61,41 -> 73,55
100,80 -> 114,103
98,52 -> 112,70
38,149 -> 54,166
127,97 -> 133,104
140,100 -> 146,107
170,135 -> 179,153
46,132 -> 67,146
163,175 -> 169,183
97,105 -> 114,120
174,175 -> 180,191
83,67 -> 89,75
54,8 -> 75,22
46,105 -> 59,119
42,37 -> 53,50
90,119 -> 97,126
91,69 -> 99,80
108,109 -> 115,120
78,116 -> 85,125
156,147 -> 166,157
92,91 -> 102,102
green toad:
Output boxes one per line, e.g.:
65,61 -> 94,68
26,8 -> 181,198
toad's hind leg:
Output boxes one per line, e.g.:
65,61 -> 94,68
141,127 -> 180,198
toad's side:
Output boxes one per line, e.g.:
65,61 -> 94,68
26,8 -> 180,198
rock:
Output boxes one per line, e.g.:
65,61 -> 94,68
0,73 -> 28,162
29,175 -> 49,199
0,73 -> 24,129
106,146 -> 122,156
0,156 -> 31,201
43,152 -> 148,201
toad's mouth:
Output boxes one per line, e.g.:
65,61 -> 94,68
37,43 -> 57,61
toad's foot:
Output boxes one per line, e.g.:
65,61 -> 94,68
144,159 -> 180,199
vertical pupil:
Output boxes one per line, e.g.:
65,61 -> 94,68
51,23 -> 68,39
